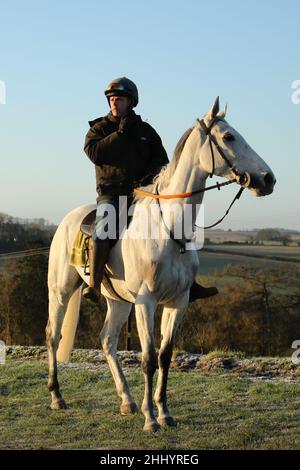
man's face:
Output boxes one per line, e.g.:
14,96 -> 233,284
109,95 -> 131,117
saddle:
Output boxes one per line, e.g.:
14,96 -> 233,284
81,191 -> 135,234
74,206 -> 134,303
80,204 -> 133,249
80,209 -> 96,237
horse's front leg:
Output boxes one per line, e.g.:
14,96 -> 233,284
135,293 -> 159,432
46,287 -> 72,410
154,293 -> 189,427
100,299 -> 138,416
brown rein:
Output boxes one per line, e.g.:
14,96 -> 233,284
133,177 -> 238,199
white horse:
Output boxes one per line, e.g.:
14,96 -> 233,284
46,98 -> 276,432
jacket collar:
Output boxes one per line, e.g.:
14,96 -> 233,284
88,109 -> 141,128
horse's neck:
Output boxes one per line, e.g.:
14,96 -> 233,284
159,131 -> 208,228
165,132 -> 207,195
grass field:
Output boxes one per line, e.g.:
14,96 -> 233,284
197,249 -> 298,275
1,359 -> 300,450
205,244 -> 300,261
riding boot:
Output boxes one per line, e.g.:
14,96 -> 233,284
189,281 -> 219,302
82,238 -> 110,305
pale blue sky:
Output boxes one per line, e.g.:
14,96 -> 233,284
0,0 -> 299,229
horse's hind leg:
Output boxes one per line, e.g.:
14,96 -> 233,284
100,298 -> 138,416
46,269 -> 81,410
154,294 -> 189,427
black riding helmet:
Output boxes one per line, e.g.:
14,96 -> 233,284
104,77 -> 139,108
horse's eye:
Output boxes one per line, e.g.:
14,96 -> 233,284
223,132 -> 235,142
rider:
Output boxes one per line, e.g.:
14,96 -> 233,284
83,76 -> 218,304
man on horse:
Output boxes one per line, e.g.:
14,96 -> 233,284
83,76 -> 218,304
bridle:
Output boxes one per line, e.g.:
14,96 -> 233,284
133,116 -> 252,253
197,117 -> 251,184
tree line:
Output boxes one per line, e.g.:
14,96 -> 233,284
1,217 -> 299,355
0,214 -> 55,253
0,253 -> 299,356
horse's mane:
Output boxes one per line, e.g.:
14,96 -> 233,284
133,126 -> 194,202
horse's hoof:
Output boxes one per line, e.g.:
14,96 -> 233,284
120,402 -> 138,415
50,399 -> 67,410
143,421 -> 161,433
158,416 -> 177,427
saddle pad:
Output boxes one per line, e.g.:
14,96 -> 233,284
70,201 -> 134,268
70,230 -> 89,267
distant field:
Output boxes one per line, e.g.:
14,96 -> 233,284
204,244 -> 300,261
197,246 -> 299,275
205,230 -> 300,244
205,231 -> 255,243
197,252 -> 290,276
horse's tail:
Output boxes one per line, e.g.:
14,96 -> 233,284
57,285 -> 82,362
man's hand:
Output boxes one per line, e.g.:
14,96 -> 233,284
133,174 -> 154,188
118,113 -> 137,134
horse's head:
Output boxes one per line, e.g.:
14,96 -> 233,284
196,97 -> 276,197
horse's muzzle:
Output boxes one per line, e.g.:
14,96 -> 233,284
252,171 -> 276,196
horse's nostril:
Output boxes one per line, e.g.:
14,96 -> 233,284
264,172 -> 274,187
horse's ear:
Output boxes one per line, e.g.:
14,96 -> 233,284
217,103 -> 227,119
207,96 -> 220,121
